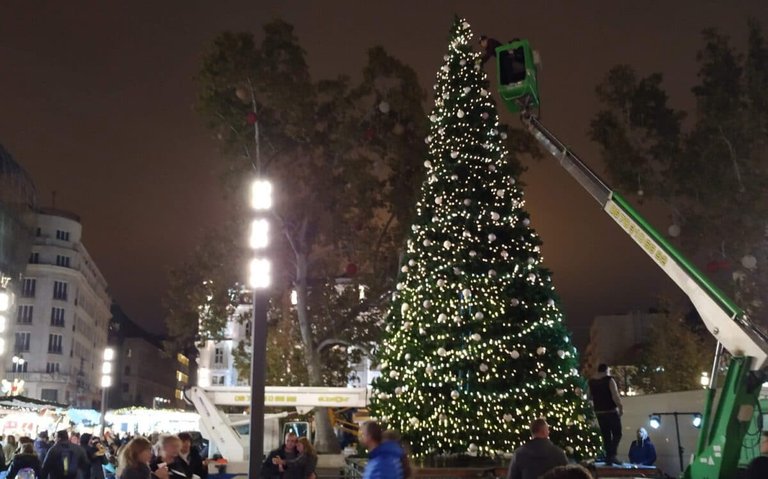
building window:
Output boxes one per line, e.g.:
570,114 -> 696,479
214,347 -> 224,365
126,348 -> 132,358
176,371 -> 189,383
124,365 -> 131,376
12,361 -> 28,373
176,353 -> 189,366
21,278 -> 36,298
16,305 -> 33,324
56,230 -> 70,241
41,389 -> 58,402
46,362 -> 60,374
212,375 -> 226,385
122,383 -> 129,393
36,228 -> 41,237
53,281 -> 68,301
29,252 -> 39,264
50,308 -> 66,327
14,332 -> 31,352
55,255 -> 71,268
48,334 -> 63,354
175,389 -> 183,400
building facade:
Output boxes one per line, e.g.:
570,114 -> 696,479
10,209 -> 111,406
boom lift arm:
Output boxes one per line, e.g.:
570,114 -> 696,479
493,40 -> 768,478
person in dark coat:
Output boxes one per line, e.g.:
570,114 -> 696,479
479,36 -> 503,66
359,422 -> 403,479
746,431 -> 768,479
276,437 -> 317,479
177,433 -> 207,479
628,428 -> 656,466
7,442 -> 42,479
506,419 -> 568,479
80,434 -> 108,479
34,432 -> 51,463
261,433 -> 298,479
150,436 -> 191,479
40,430 -> 89,479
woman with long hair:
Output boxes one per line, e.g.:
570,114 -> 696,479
277,437 -> 317,479
117,437 -> 168,479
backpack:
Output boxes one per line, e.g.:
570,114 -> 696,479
59,447 -> 79,479
17,467 -> 36,479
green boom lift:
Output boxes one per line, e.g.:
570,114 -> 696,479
492,39 -> 768,478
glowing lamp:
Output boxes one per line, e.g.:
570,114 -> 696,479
249,258 -> 271,289
0,314 -> 6,333
103,348 -> 115,361
692,414 -> 702,428
100,375 -> 112,388
101,362 -> 112,374
249,219 -> 270,249
0,289 -> 10,312
250,179 -> 273,210
649,414 -> 661,429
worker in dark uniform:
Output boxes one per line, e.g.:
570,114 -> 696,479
588,364 -> 624,465
479,36 -> 526,85
479,36 -> 503,66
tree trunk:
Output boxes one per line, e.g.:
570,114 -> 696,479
294,250 -> 341,453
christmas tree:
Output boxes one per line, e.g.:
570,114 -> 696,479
370,18 -> 601,459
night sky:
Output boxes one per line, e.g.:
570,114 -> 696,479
2,1 -> 766,347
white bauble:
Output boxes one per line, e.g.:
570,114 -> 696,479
510,298 -> 520,307
488,233 -> 497,242
556,389 -> 565,396
538,370 -> 547,378
435,196 -> 443,205
574,387 -> 583,396
419,328 -> 427,336
469,250 -> 477,257
389,370 -> 398,378
527,257 -> 535,265
423,239 -> 432,247
401,266 -> 409,273
481,112 -> 489,120
468,443 -> 478,453
401,303 -> 410,313
430,115 -> 438,122
460,59 -> 466,66
501,250 -> 509,259
453,315 -> 462,324
426,365 -> 434,374
437,347 -> 447,357
479,363 -> 489,372
402,321 -> 411,330
424,160 -> 432,168
423,300 -> 432,309
437,279 -> 446,287
379,101 -> 390,113
378,392 -> 388,400
424,136 -> 432,144
488,269 -> 497,277
409,416 -> 419,425
395,387 -> 403,395
457,109 -> 465,118
491,212 -> 500,221
404,353 -> 411,360
464,199 -> 472,206
668,224 -> 681,237
463,86 -> 471,94
471,333 -> 481,341
462,288 -> 472,298
443,240 -> 452,249
557,350 -> 566,358
565,446 -> 574,455
500,132 -> 508,139
474,312 -> 484,320
408,259 -> 416,266
453,267 -> 462,275
480,88 -> 488,96
522,218 -> 531,226
411,224 -> 420,231
451,174 -> 459,180
451,150 -> 459,159
439,413 -> 447,421
496,189 -> 505,197
547,299 -> 555,307
450,390 -> 460,399
443,55 -> 450,61
396,283 -> 404,291
510,350 -> 520,359
742,255 -> 758,270
438,313 -> 448,323
528,273 -> 537,281
536,346 -> 546,355
503,413 -> 513,422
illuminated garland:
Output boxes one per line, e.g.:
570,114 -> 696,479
370,18 -> 601,459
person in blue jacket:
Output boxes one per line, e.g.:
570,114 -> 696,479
628,428 -> 657,466
360,422 -> 403,479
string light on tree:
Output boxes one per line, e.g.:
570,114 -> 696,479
369,16 -> 600,459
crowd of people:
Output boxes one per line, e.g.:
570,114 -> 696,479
0,429 -> 208,479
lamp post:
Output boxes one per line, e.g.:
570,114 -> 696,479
648,411 -> 702,473
100,347 -> 114,433
247,178 -> 272,479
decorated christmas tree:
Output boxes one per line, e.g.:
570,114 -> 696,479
370,18 -> 601,459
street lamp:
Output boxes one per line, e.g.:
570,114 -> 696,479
247,177 -> 272,479
100,347 -> 114,433
648,411 -> 702,472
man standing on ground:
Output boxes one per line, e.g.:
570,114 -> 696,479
588,363 -> 624,464
34,432 -> 51,462
359,422 -> 403,479
178,432 -> 207,479
40,431 -> 89,479
506,418 -> 568,479
261,433 -> 298,479
746,431 -> 768,479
